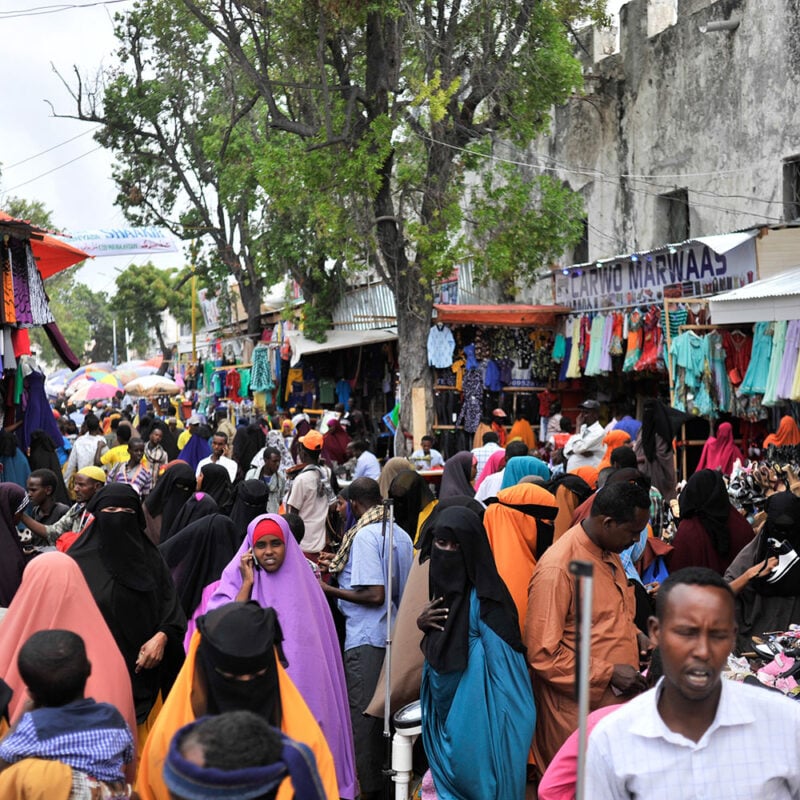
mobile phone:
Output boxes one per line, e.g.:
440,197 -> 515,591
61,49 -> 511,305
250,548 -> 262,571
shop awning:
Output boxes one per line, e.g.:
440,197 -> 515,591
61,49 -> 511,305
709,268 -> 800,323
433,303 -> 571,327
287,327 -> 397,366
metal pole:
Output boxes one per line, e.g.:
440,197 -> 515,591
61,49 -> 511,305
112,318 -> 118,368
191,256 -> 197,363
570,560 -> 594,800
382,498 -> 396,795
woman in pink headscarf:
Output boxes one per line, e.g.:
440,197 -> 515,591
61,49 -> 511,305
696,421 -> 744,475
474,448 -> 505,490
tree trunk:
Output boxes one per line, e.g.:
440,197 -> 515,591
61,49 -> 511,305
239,280 -> 264,336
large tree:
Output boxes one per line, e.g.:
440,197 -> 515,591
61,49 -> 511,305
53,2 -> 281,334
178,0 -> 600,437
114,262 -> 193,363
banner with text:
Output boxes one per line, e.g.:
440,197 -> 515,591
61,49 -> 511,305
554,237 -> 757,312
55,227 -> 179,257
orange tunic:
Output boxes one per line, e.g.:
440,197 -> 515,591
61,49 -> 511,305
525,523 -> 639,767
136,631 -> 339,800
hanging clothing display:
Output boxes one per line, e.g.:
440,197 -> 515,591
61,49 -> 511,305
249,344 -> 274,393
427,324 -> 456,368
739,322 -> 773,396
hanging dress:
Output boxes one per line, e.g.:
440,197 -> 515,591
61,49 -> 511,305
565,317 -> 582,379
583,315 -> 606,377
778,320 -> 800,400
763,320 -> 787,407
622,310 -> 642,372
739,322 -> 773,396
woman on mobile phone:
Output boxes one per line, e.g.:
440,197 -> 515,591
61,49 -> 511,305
206,514 -> 357,800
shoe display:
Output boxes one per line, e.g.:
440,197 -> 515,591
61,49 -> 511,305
765,538 -> 800,584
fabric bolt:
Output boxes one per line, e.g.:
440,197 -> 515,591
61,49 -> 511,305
525,522 -> 640,766
739,321 -> 773,396
763,320 -> 788,406
777,319 -> 800,399
585,679 -> 800,800
427,325 -> 456,368
207,515 -> 356,799
0,552 -> 137,743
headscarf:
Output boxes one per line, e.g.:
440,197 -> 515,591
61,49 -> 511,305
378,457 -> 414,499
438,451 -> 475,500
28,430 -> 70,505
598,429 -> 632,471
178,432 -> 212,472
145,460 -> 197,543
500,456 -> 551,489
165,492 -> 220,542
640,398 -> 688,461
570,465 -> 599,489
207,515 -> 356,798
613,415 -> 642,441
0,552 -> 137,738
69,483 -> 187,722
232,423 -> 266,479
229,479 -> 269,540
0,483 -> 27,607
151,419 -> 179,461
389,471 -> 436,542
159,514 -> 241,619
507,418 -> 535,451
163,716 -> 327,800
421,506 -> 523,673
474,448 -> 505,490
752,492 -> 800,597
696,422 -> 744,475
199,463 -> 234,513
545,473 -> 593,541
679,469 -> 733,555
764,416 -> 800,448
0,759 -> 73,800
483,484 -> 558,628
417,496 -> 487,557
322,418 -> 350,467
196,603 -> 284,725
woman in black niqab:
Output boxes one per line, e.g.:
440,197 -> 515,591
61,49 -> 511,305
145,460 -> 197,544
228,479 -> 268,541
420,506 -> 522,673
198,463 -> 234,514
69,483 -> 186,723
28,429 -> 70,505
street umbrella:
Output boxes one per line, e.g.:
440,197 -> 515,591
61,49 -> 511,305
70,381 -> 121,405
124,374 -> 180,397
98,374 -> 125,390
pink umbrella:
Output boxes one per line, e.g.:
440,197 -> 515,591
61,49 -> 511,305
86,382 -> 122,402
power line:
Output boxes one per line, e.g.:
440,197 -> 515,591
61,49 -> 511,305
3,127 -> 100,170
3,146 -> 104,193
0,0 -> 129,20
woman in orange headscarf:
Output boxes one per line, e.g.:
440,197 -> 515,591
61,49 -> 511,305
763,416 -> 800,448
483,483 -> 558,632
570,464 -> 599,490
597,429 -> 631,471
0,552 -> 137,774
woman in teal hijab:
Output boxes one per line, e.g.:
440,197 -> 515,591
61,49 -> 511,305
417,506 -> 535,800
500,455 -> 550,489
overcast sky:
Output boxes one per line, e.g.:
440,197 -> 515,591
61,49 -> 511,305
0,0 -> 629,295
0,0 -> 183,293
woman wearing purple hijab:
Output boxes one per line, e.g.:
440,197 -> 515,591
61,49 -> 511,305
206,514 -> 357,800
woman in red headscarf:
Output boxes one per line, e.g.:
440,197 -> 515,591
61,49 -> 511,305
321,418 -> 351,467
696,421 -> 744,475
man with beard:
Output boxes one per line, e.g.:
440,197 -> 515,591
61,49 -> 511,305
136,601 -> 338,800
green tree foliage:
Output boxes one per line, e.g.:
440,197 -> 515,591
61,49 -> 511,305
179,0 -> 602,432
114,262 -> 192,361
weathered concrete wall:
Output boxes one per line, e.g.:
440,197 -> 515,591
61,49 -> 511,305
528,0 -> 800,268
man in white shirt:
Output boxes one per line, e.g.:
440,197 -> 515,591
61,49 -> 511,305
195,431 -> 238,482
348,440 -> 381,480
586,566 -> 800,800
563,399 -> 605,471
474,440 -> 529,502
409,435 -> 445,470
63,413 -> 108,483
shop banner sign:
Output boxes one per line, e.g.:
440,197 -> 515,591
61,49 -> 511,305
554,237 -> 757,312
55,227 -> 179,257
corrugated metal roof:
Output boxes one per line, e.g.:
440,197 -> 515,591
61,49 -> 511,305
712,267 -> 800,301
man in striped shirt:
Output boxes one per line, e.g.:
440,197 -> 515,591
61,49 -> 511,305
107,438 -> 153,498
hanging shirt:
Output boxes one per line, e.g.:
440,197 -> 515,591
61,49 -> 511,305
427,325 -> 456,368
336,379 -> 352,405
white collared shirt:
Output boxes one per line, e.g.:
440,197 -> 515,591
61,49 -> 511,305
586,678 -> 800,800
196,454 -> 238,482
